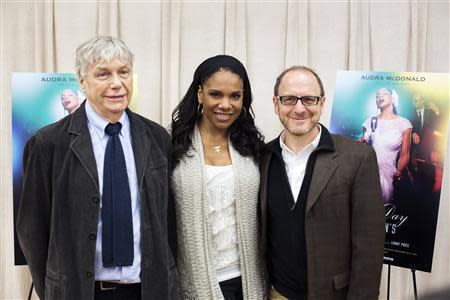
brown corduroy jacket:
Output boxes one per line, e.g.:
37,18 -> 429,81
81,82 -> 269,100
259,125 -> 385,300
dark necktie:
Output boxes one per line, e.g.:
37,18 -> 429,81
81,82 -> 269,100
102,122 -> 134,267
418,110 -> 423,129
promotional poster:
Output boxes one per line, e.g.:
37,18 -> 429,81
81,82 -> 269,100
13,73 -> 83,264
330,71 -> 449,272
12,72 -> 138,265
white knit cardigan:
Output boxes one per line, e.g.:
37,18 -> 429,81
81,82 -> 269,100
171,126 -> 266,300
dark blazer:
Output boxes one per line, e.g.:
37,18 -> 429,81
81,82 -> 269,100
16,101 -> 178,300
259,126 -> 385,300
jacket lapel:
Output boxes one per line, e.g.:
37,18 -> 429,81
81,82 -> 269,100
68,103 -> 152,192
69,101 -> 99,191
306,151 -> 338,213
127,110 -> 150,188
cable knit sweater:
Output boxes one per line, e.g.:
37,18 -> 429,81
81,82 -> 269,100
171,126 -> 266,299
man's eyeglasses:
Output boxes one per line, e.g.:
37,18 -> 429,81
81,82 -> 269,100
277,95 -> 321,106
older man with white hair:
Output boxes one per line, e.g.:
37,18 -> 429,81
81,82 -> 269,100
17,36 -> 178,300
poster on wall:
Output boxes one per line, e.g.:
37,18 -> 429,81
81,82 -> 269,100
330,71 -> 449,272
12,73 -> 84,265
12,72 -> 139,265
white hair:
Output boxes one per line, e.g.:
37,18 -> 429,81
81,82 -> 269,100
75,36 -> 134,79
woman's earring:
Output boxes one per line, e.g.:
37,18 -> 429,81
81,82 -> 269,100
197,104 -> 203,117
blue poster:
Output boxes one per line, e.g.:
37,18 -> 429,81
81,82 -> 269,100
12,73 -> 83,265
330,71 -> 449,272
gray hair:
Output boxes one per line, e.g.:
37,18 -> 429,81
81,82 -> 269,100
75,36 -> 134,79
273,65 -> 325,97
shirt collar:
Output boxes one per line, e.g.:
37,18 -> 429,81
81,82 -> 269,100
265,123 -> 335,157
279,125 -> 322,156
85,100 -> 130,139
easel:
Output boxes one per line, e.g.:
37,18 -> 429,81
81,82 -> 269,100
386,264 -> 418,300
28,282 -> 33,300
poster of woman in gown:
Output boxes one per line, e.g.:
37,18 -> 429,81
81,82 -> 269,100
12,73 -> 83,265
330,71 -> 448,272
360,88 -> 412,204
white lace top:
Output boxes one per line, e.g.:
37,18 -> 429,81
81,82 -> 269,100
205,164 -> 241,282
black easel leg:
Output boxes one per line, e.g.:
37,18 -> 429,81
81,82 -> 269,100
411,265 -> 418,300
387,264 -> 391,300
28,282 -> 33,300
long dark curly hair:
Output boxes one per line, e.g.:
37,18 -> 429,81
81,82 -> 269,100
171,55 -> 264,168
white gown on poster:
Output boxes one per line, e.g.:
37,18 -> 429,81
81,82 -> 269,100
363,116 -> 412,203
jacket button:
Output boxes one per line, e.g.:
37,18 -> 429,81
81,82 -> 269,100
92,196 -> 99,203
86,271 -> 93,278
89,233 -> 96,240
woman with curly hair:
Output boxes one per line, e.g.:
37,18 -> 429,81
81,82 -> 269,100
171,55 -> 266,299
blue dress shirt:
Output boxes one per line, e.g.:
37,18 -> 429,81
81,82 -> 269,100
85,101 -> 141,283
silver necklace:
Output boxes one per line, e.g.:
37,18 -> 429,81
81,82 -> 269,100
213,145 -> 222,153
